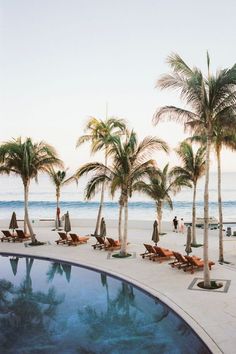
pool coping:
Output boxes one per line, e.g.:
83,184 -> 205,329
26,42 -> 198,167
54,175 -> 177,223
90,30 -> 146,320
0,250 -> 222,354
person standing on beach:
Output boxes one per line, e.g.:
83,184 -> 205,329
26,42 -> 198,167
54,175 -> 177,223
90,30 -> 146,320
179,218 -> 184,234
173,216 -> 178,232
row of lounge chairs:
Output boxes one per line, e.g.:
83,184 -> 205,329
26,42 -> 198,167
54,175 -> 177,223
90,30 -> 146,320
1,229 -> 30,242
141,244 -> 215,274
92,236 -> 121,251
56,232 -> 90,246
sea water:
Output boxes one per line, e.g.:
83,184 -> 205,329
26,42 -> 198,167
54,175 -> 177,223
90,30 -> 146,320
0,172 -> 235,222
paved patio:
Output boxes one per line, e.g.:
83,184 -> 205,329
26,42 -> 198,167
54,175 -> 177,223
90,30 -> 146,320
1,221 -> 236,354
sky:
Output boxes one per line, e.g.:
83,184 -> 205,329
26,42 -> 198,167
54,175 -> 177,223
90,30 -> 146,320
1,0 -> 236,172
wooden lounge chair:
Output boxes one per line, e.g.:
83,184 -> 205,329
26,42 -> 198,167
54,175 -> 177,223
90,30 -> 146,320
105,237 -> 121,251
55,232 -> 71,245
69,233 -> 89,244
15,229 -> 31,242
1,230 -> 15,242
140,244 -> 156,259
170,252 -> 189,269
151,246 -> 174,262
184,256 -> 215,274
92,236 -> 106,250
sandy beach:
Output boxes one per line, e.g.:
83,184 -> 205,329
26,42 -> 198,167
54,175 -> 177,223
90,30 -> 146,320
0,219 -> 236,354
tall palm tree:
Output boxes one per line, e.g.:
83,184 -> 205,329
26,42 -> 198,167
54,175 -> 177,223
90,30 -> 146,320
189,120 -> 236,261
77,116 -> 127,235
76,131 -> 169,255
153,53 -> 236,287
133,164 -> 190,233
0,137 -> 61,243
172,141 -> 206,245
48,168 -> 77,229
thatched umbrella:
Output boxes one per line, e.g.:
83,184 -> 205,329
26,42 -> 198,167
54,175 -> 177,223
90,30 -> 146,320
152,220 -> 159,246
185,226 -> 192,255
100,217 -> 106,237
9,212 -> 18,234
64,211 -> 71,235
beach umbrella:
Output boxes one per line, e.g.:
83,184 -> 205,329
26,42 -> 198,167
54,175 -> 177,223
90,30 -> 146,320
9,212 -> 18,233
152,220 -> 159,246
10,257 -> 19,276
185,226 -> 192,255
64,211 -> 71,235
100,217 -> 106,237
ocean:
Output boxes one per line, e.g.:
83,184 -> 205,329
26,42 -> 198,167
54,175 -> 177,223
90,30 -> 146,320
0,172 -> 235,222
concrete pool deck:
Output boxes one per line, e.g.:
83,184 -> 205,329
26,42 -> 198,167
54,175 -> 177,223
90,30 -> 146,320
0,219 -> 236,354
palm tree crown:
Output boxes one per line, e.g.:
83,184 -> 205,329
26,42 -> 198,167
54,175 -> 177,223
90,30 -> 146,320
172,142 -> 206,185
77,116 -> 127,155
0,137 -> 61,183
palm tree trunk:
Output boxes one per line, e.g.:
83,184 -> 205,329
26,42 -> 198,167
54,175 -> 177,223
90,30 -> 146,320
55,187 -> 60,229
157,201 -> 163,233
120,195 -> 128,256
24,181 -> 36,243
192,182 -> 197,245
94,154 -> 107,235
118,201 -> 123,243
217,148 -> 224,262
203,131 -> 211,288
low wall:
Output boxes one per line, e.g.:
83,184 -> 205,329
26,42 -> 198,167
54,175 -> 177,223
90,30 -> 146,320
0,218 -> 173,232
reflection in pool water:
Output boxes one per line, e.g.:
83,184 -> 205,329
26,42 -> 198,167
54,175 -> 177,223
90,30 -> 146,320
0,255 -> 211,354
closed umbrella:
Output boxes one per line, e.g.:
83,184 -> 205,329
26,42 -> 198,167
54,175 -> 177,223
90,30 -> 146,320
100,217 -> 106,237
185,226 -> 192,255
64,211 -> 71,235
152,220 -> 159,246
9,212 -> 18,234
10,257 -> 19,276
62,264 -> 72,283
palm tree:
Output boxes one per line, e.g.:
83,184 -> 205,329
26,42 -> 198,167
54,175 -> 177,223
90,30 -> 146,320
189,120 -> 236,261
153,53 -> 236,287
76,116 -> 127,235
0,137 -> 62,243
76,131 -> 169,255
133,164 -> 190,233
172,141 -> 206,245
48,168 -> 77,229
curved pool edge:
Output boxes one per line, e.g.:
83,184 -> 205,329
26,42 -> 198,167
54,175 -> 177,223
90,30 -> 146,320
0,250 -> 222,354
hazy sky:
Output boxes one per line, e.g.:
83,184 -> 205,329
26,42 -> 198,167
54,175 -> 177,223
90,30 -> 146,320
1,0 -> 236,172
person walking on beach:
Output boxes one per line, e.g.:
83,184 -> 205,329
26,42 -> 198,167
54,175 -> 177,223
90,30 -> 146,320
179,218 -> 184,234
173,216 -> 178,232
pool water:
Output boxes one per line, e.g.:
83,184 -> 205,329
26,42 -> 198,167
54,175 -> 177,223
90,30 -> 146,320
0,254 -> 211,354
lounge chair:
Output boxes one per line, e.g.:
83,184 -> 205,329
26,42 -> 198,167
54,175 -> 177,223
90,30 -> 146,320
55,232 -> 71,245
15,229 -> 31,242
170,252 -> 189,269
92,236 -> 107,250
105,237 -> 121,251
69,233 -> 89,244
1,230 -> 15,242
151,246 -> 174,262
184,256 -> 215,274
140,244 -> 156,259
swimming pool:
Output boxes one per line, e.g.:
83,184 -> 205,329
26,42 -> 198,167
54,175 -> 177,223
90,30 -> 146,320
0,254 -> 211,354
